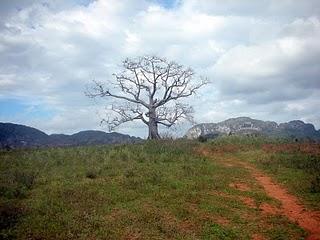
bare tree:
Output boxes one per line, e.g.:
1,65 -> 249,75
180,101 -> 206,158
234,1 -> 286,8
86,56 -> 208,139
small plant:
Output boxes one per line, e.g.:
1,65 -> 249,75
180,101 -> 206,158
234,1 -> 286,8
147,170 -> 163,185
124,168 -> 135,178
85,169 -> 98,179
14,171 -> 37,190
0,203 -> 23,238
310,174 -> 320,193
203,223 -> 239,239
198,135 -> 207,143
0,170 -> 37,199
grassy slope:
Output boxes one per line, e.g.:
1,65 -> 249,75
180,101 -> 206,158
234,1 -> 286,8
209,136 -> 320,210
1,138 -> 317,239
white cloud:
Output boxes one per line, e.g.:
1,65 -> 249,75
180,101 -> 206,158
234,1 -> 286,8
0,0 -> 319,136
180,0 -> 320,18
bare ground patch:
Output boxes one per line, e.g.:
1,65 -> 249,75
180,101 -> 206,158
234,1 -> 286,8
229,182 -> 251,191
240,160 -> 320,240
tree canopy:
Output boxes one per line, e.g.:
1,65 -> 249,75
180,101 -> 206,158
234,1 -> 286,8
87,55 -> 208,139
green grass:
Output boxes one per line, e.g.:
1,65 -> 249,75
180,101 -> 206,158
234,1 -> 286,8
0,138 -> 313,239
207,135 -> 291,146
238,148 -> 320,210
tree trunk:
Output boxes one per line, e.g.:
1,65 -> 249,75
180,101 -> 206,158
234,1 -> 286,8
148,108 -> 160,139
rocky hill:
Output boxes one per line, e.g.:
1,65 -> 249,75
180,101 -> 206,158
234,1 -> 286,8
185,117 -> 320,141
0,122 -> 141,149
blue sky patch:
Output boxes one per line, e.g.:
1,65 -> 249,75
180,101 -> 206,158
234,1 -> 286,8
0,99 -> 54,121
154,0 -> 177,8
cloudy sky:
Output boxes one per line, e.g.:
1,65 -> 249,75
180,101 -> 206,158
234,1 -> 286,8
0,0 -> 319,137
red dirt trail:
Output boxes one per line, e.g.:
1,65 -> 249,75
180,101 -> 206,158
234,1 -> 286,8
197,147 -> 320,239
243,162 -> 320,240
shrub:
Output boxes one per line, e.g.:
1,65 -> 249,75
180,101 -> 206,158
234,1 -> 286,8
14,171 -> 37,190
0,203 -> 23,238
198,135 -> 207,143
0,170 -> 37,199
85,169 -> 98,179
310,174 -> 320,193
124,168 -> 135,178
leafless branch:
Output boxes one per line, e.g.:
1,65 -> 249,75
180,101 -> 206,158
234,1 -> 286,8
87,55 -> 208,139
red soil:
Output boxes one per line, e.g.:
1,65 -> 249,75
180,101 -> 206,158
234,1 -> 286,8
259,202 -> 279,215
198,146 -> 320,239
178,219 -> 197,234
251,233 -> 266,240
239,196 -> 256,208
224,163 -> 235,167
229,182 -> 251,191
122,229 -> 141,240
243,163 -> 320,240
215,217 -> 230,226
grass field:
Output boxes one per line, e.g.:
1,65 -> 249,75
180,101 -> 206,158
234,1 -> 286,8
1,137 -> 319,239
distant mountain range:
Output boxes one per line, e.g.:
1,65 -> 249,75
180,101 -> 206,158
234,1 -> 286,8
0,122 -> 141,149
2,117 -> 319,149
185,117 -> 320,141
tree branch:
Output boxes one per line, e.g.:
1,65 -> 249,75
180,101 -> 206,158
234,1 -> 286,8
87,55 -> 208,136
86,80 -> 149,108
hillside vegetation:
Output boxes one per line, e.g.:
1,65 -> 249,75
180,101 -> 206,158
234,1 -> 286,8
1,137 -> 319,239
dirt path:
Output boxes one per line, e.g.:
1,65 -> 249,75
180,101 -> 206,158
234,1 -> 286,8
240,161 -> 320,240
197,147 -> 320,239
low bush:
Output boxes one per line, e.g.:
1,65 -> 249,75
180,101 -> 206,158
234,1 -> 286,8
311,174 -> 320,193
85,169 -> 98,179
198,135 -> 207,143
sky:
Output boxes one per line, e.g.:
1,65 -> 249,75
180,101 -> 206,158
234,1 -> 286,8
0,0 -> 319,137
